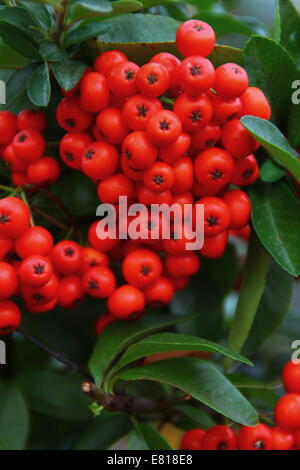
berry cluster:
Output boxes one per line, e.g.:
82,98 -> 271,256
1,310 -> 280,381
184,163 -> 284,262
0,19 -> 271,335
0,109 -> 60,187
180,360 -> 300,450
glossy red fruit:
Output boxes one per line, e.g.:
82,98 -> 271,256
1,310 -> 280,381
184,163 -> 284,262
231,154 -> 260,186
57,276 -> 85,309
0,111 -> 17,146
17,109 -> 47,133
80,247 -> 109,273
0,300 -> 21,335
200,230 -> 229,259
282,361 -> 300,394
0,235 -> 13,261
94,50 -> 128,76
122,131 -> 157,170
275,394 -> 300,432
214,63 -> 249,98
79,72 -> 110,113
25,296 -> 57,314
159,132 -> 191,164
82,266 -> 116,298
56,96 -> 93,132
144,277 -> 174,306
27,156 -> 60,186
21,274 -> 58,306
222,189 -> 251,230
212,95 -> 242,124
95,313 -> 115,335
172,156 -> 194,194
136,62 -> 170,98
176,20 -> 216,57
178,56 -> 215,95
0,197 -> 30,239
19,255 -> 52,287
97,173 -> 134,204
237,423 -> 273,450
271,427 -> 294,450
51,240 -> 83,275
240,87 -> 271,120
107,284 -> 145,319
81,141 -> 119,180
11,172 -> 30,187
0,262 -> 18,300
15,226 -> 53,259
171,275 -> 190,291
96,107 -> 129,144
174,93 -> 213,133
181,429 -> 205,450
122,94 -> 162,131
59,132 -> 93,170
88,220 -> 120,253
197,196 -> 231,236
202,425 -> 236,450
12,130 -> 45,163
294,429 -> 300,450
108,61 -> 140,97
193,122 -> 222,150
123,249 -> 162,288
2,144 -> 28,173
222,119 -> 258,160
146,110 -> 182,146
138,186 -> 172,206
194,147 -> 235,193
143,161 -> 175,193
165,253 -> 200,277
150,52 -> 180,88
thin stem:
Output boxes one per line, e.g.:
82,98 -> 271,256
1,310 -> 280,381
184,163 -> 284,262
18,329 -> 93,382
160,96 -> 175,109
21,190 -> 35,226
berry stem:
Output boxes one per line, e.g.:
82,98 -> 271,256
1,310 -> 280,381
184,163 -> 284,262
17,329 -> 93,382
21,190 -> 35,227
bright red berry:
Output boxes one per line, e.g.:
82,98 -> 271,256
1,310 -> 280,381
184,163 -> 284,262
178,56 -> 215,95
27,156 -> 60,186
275,394 -> 300,432
51,241 -> 83,275
15,226 -> 53,259
222,119 -> 258,160
96,107 -> 129,144
79,71 -> 110,113
271,427 -> 294,450
19,255 -> 52,287
240,87 -> 271,120
81,141 -> 119,180
0,300 -> 21,335
197,196 -> 231,236
107,284 -> 145,319
222,189 -> 251,230
122,131 -> 157,170
122,94 -> 162,131
136,62 -> 170,98
108,61 -> 140,98
59,132 -> 93,170
0,111 -> 17,146
165,253 -> 200,277
0,262 -> 18,300
58,276 -> 85,309
214,63 -> 249,98
12,130 -> 45,163
176,20 -> 216,57
0,197 -> 31,239
144,277 -> 174,306
94,50 -> 128,76
194,147 -> 235,193
122,249 -> 162,288
237,423 -> 273,450
282,361 -> 300,394
174,93 -> 213,133
56,96 -> 93,132
181,429 -> 205,450
17,109 -> 47,133
202,425 -> 236,450
82,265 -> 116,298
146,110 -> 182,146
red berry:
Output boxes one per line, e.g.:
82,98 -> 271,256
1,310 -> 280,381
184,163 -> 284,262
95,313 -> 115,335
122,94 -> 162,131
143,161 -> 175,193
181,429 -> 205,450
56,96 -> 93,132
13,130 -> 45,163
222,189 -> 251,230
200,231 -> 229,259
19,255 -> 52,287
27,156 -> 60,185
17,109 -> 47,133
176,20 -> 216,57
150,53 -> 180,88
275,394 -> 300,432
122,131 -> 157,170
59,132 -> 93,170
282,361 -> 300,394
82,265 -> 116,298
231,154 -> 260,186
174,93 -> 213,133
214,63 -> 249,98
136,62 -> 170,98
165,253 -> 200,277
80,247 -> 109,273
194,147 -> 235,193
212,95 -> 242,124
144,277 -> 174,306
51,241 -> 83,275
123,249 -> 162,288
15,226 -> 53,259
193,122 -> 222,150
240,87 -> 271,120
81,141 -> 119,180
197,196 -> 231,236
146,110 -> 182,146
107,284 -> 145,319
97,173 -> 134,204
159,132 -> 191,164
0,235 -> 13,261
108,61 -> 140,98
202,425 -> 236,450
96,107 -> 129,144
22,274 -> 58,306
0,300 -> 21,335
88,220 -> 120,253
2,144 -> 28,173
178,56 -> 215,95
0,262 -> 18,300
94,50 -> 128,76
237,423 -> 273,450
271,427 -> 294,450
79,71 -> 110,113
58,276 -> 85,309
0,197 -> 30,239
0,111 -> 17,146
222,119 -> 258,160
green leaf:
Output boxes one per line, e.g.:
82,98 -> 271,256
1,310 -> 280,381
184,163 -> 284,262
141,0 -> 181,7
111,0 -> 143,15
0,384 -> 29,450
110,332 -> 252,378
3,62 -> 38,108
0,23 -> 41,59
209,45 -> 243,67
288,102 -> 300,149
170,272 -> 223,341
71,411 -> 131,449
227,232 -> 270,362
175,404 -> 215,430
241,116 -> 300,181
128,423 -> 172,450
0,5 -> 39,37
92,13 -> 179,64
195,12 -> 260,36
18,0 -> 55,33
243,260 -> 294,355
27,62 -> 51,106
250,182 -> 300,276
66,0 -> 112,26
260,159 -> 285,183
276,0 -> 300,65
116,358 -> 258,426
244,35 -> 300,127
89,313 -> 193,387
63,20 -> 110,47
0,37 -> 30,68
53,60 -> 86,91
15,370 -> 90,422
39,42 -> 66,62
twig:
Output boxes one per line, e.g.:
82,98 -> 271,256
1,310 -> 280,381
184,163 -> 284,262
18,329 -> 93,382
